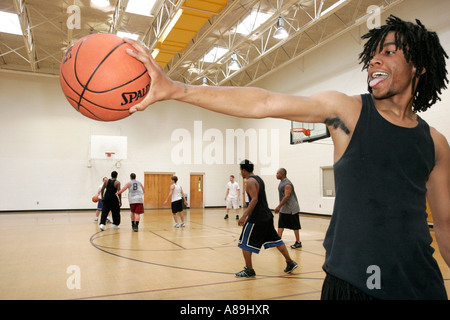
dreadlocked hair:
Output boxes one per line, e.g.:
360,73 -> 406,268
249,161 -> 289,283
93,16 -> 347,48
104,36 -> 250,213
359,15 -> 448,113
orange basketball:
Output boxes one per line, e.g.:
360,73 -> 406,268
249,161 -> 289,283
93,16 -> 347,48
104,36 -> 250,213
92,195 -> 99,203
60,33 -> 150,121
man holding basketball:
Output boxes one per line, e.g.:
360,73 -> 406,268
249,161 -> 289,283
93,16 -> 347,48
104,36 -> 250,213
125,16 -> 450,299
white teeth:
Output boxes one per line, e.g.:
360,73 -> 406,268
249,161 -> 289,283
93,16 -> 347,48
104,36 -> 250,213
372,72 -> 388,78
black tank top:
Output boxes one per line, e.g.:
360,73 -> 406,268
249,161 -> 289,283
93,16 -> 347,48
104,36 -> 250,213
247,175 -> 273,223
103,179 -> 118,202
322,94 -> 447,299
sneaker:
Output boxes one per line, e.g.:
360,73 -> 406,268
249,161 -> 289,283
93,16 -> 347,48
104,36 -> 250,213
173,223 -> 180,228
235,267 -> 256,278
132,225 -> 138,232
112,224 -> 120,229
224,214 -> 229,219
99,224 -> 106,231
180,222 -> 185,227
290,241 -> 302,249
284,261 -> 298,274
236,215 -> 239,220
106,218 -> 112,224
94,218 -> 98,222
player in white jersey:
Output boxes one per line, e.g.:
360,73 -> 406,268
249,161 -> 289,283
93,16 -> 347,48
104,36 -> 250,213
164,176 -> 188,227
94,177 -> 109,223
224,175 -> 240,220
117,173 -> 144,232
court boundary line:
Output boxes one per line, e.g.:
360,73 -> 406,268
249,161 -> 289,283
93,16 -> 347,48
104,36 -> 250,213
89,230 -> 324,279
72,272 -> 325,300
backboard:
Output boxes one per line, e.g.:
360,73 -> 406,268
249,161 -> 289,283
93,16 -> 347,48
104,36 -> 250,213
290,121 -> 330,144
90,135 -> 127,159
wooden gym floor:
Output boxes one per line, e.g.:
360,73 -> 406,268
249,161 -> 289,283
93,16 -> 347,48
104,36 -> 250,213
0,208 -> 448,300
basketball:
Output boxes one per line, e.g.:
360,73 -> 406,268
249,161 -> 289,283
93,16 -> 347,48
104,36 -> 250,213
59,33 -> 150,121
92,195 -> 99,203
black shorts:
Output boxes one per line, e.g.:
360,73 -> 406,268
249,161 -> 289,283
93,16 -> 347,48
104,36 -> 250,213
100,198 -> 120,225
278,212 -> 301,230
171,199 -> 183,213
238,221 -> 284,254
321,273 -> 377,300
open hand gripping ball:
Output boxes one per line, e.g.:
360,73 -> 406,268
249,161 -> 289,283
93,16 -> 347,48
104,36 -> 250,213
60,33 -> 150,121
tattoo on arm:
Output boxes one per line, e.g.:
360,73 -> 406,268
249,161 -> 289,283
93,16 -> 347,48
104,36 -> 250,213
325,117 -> 350,134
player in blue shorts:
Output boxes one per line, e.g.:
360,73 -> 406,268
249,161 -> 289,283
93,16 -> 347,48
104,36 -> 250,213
236,160 -> 298,277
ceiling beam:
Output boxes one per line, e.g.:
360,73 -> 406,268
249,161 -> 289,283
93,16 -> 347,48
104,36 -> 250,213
242,0 -> 405,87
183,0 -> 303,85
13,0 -> 38,71
108,0 -> 127,34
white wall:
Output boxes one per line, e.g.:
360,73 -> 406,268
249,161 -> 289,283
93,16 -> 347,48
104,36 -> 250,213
1,0 -> 449,213
0,72 -> 240,210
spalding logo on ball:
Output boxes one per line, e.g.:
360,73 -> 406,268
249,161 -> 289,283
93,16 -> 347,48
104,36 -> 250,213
60,33 -> 150,121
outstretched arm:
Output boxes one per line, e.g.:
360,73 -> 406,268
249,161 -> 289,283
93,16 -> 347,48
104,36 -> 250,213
125,38 -> 362,163
124,38 -> 357,124
117,182 -> 130,195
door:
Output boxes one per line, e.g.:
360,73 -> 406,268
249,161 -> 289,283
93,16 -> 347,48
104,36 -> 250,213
144,173 -> 173,209
190,174 -> 204,208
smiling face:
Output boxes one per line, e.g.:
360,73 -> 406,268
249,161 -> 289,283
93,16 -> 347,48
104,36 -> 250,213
360,15 -> 447,113
368,31 -> 419,101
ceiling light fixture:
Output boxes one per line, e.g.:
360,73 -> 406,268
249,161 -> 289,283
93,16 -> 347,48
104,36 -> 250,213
273,16 -> 288,40
228,53 -> 240,71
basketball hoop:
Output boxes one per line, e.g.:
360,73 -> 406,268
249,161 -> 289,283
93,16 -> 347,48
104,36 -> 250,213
290,128 -> 311,136
105,152 -> 115,158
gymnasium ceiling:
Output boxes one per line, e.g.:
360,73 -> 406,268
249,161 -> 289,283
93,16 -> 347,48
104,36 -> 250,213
0,0 -> 404,87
